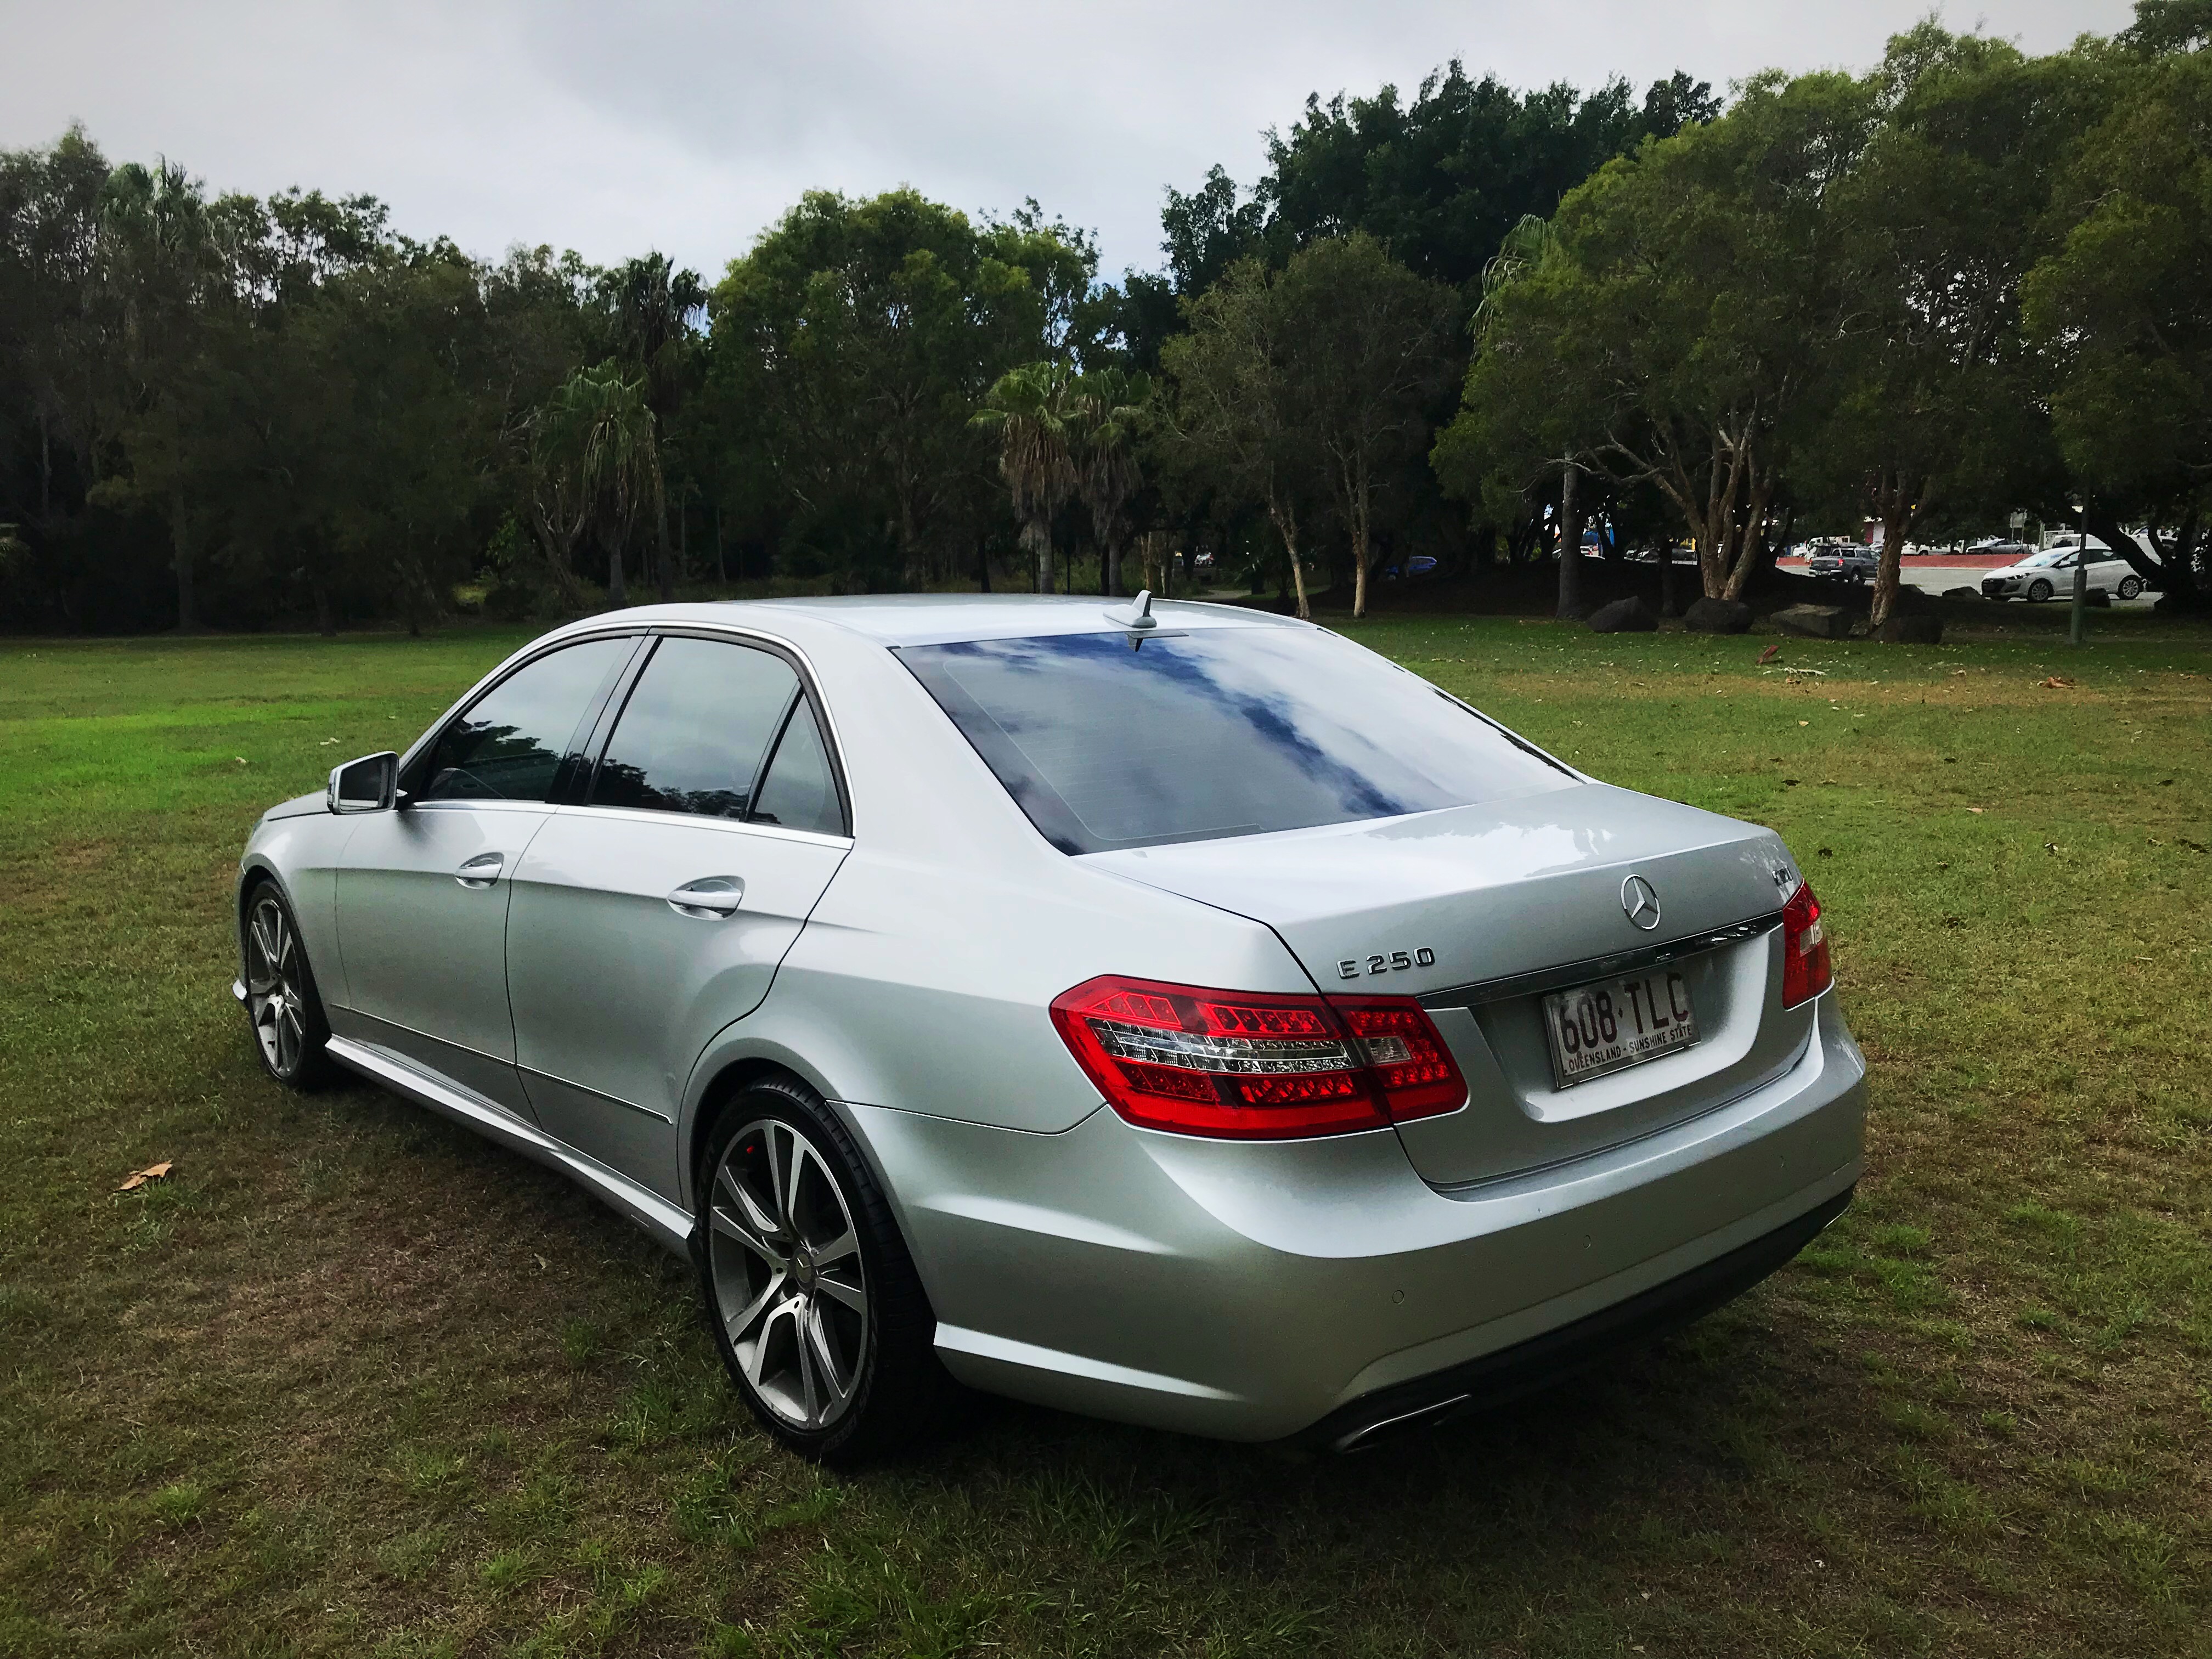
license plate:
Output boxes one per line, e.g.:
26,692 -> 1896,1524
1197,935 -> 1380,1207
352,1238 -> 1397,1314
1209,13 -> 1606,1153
1541,969 -> 1700,1086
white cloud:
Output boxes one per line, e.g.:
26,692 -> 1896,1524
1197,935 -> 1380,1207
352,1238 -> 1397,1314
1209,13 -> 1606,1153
2,0 -> 2135,280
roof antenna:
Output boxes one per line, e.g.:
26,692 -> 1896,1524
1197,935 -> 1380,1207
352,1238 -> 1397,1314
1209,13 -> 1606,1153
1108,589 -> 1158,631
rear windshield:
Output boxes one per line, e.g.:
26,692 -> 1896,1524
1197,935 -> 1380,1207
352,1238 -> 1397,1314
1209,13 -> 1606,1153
896,626 -> 1572,854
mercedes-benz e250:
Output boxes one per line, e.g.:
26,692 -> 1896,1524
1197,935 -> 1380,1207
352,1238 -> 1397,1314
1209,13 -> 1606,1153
233,595 -> 1864,1459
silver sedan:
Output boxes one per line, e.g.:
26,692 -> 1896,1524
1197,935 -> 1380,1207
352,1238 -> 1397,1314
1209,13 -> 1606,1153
233,596 -> 1865,1460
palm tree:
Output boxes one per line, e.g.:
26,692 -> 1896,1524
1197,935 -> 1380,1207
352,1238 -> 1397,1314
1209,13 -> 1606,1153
1071,369 -> 1152,596
605,255 -> 706,600
532,364 -> 662,608
972,362 -> 1078,593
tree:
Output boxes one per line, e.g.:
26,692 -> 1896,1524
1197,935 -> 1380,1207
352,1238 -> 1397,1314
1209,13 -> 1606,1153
1272,233 -> 1458,616
708,189 -> 1086,591
972,361 -> 1078,593
603,253 -> 706,600
1069,368 -> 1152,596
1437,72 -> 1869,601
92,157 -> 234,630
2022,19 -> 2212,606
534,364 -> 661,607
1161,261 -> 1320,618
1803,27 -> 2072,629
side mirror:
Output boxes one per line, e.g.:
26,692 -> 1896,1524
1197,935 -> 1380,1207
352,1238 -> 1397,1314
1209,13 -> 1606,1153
328,751 -> 400,814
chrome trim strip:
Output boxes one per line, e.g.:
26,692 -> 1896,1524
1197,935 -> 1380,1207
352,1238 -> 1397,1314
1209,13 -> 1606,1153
325,1035 -> 695,1255
518,1065 -> 675,1124
1420,910 -> 1785,1009
544,800 -> 853,851
1330,1392 -> 1472,1454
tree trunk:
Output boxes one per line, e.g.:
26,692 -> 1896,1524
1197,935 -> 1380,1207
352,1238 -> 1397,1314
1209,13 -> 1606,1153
715,503 -> 725,584
2091,504 -> 2200,607
1660,546 -> 1681,617
1105,533 -> 1121,599
1026,515 -> 1051,594
311,576 -> 335,639
1869,471 -> 1920,633
656,500 -> 674,602
37,411 -> 52,523
977,534 -> 992,592
1350,455 -> 1373,619
1555,462 -> 1585,619
607,534 -> 627,608
1267,496 -> 1310,621
170,492 -> 197,633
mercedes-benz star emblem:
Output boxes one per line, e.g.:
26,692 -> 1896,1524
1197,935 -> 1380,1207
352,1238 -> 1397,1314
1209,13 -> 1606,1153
1621,874 -> 1662,931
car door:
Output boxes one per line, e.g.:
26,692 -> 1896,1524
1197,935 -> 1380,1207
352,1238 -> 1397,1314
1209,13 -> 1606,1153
505,631 -> 853,1195
332,633 -> 639,1115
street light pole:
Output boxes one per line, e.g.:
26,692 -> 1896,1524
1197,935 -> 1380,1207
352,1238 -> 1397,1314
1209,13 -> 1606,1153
2069,499 -> 2089,646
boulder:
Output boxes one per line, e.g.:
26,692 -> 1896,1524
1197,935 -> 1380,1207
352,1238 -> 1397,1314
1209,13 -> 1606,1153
1873,613 -> 1943,645
1587,595 -> 1658,634
1682,596 -> 1753,634
1769,603 -> 1852,640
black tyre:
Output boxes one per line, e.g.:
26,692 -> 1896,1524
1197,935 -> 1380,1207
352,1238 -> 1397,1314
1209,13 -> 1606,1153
696,1074 -> 952,1462
2028,578 -> 2053,602
2118,575 -> 2143,601
241,881 -> 336,1089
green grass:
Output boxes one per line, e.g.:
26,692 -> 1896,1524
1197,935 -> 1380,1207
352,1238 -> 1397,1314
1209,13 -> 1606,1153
2,611 -> 2209,1657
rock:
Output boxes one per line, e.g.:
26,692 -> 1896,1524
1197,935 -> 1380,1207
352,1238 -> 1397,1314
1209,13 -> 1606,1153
1941,586 -> 1983,600
1682,596 -> 1753,634
1770,603 -> 1852,640
1873,613 -> 1943,644
1587,595 -> 1658,633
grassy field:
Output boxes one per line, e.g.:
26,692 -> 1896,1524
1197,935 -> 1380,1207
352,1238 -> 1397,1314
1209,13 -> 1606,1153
2,610 -> 2208,1658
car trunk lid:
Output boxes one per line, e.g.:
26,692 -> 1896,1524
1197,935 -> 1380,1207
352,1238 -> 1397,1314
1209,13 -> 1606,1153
1084,784 -> 1815,1186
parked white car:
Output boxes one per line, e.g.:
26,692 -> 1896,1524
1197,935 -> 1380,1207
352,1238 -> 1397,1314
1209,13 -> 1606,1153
1980,546 -> 2145,602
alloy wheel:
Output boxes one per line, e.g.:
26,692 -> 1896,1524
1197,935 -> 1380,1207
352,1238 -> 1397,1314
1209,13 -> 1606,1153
245,894 -> 308,1077
707,1117 -> 870,1432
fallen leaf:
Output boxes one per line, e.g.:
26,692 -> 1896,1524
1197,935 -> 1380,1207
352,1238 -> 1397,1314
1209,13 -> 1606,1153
2180,838 -> 2209,854
319,737 -> 340,746
1936,861 -> 1950,870
1757,644 -> 1781,664
1797,720 -> 1810,727
1967,807 -> 1984,814
2044,842 -> 2062,855
1785,778 -> 1801,787
1952,668 -> 1968,676
2148,837 -> 2163,847
234,757 -> 249,765
2039,675 -> 2075,689
117,1160 -> 173,1193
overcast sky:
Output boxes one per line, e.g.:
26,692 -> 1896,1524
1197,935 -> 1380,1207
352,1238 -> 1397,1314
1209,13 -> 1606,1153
4,1 -> 2135,282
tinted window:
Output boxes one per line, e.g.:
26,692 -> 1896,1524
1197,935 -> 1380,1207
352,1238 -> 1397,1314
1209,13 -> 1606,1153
590,636 -> 798,819
898,627 -> 1572,855
751,700 -> 845,836
417,636 -> 632,803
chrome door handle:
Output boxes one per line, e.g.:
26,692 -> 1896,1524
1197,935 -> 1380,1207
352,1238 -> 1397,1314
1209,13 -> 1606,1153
455,852 -> 505,889
668,876 -> 743,918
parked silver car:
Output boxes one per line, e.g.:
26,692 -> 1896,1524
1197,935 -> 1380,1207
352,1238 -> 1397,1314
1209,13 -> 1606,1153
233,596 -> 1864,1459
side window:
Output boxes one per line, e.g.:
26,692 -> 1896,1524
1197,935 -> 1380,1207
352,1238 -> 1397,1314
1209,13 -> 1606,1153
590,637 -> 798,819
751,698 -> 847,837
416,636 -> 633,803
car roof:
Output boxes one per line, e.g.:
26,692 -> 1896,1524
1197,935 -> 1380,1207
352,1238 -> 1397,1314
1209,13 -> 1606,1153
556,594 -> 1306,650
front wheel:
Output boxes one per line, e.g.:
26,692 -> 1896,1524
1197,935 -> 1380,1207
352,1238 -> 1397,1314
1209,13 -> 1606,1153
2118,575 -> 2143,600
697,1076 -> 952,1462
2028,578 -> 2054,602
242,882 -> 335,1088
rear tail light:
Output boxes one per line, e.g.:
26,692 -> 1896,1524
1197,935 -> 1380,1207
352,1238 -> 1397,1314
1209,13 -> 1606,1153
1781,879 -> 1832,1008
1049,975 -> 1468,1139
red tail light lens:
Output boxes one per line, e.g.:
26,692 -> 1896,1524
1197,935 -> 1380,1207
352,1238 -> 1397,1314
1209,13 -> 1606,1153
1781,879 -> 1832,1008
1049,975 -> 1468,1139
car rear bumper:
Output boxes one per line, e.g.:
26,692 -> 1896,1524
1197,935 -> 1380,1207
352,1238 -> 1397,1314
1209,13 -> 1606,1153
851,991 -> 1866,1442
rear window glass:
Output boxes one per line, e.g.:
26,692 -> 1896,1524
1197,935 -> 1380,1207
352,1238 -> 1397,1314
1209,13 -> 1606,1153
896,627 -> 1571,854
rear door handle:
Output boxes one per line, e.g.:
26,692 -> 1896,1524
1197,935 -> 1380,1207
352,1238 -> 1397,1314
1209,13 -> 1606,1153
455,852 -> 505,889
668,876 -> 743,918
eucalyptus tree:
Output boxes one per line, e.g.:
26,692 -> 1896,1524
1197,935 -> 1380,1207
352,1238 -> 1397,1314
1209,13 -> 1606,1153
1069,368 -> 1151,596
1160,261 -> 1319,618
92,157 -> 235,630
972,361 -> 1079,593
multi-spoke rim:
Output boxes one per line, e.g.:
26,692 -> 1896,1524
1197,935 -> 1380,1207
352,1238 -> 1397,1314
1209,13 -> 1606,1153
707,1116 -> 869,1432
245,894 -> 308,1077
